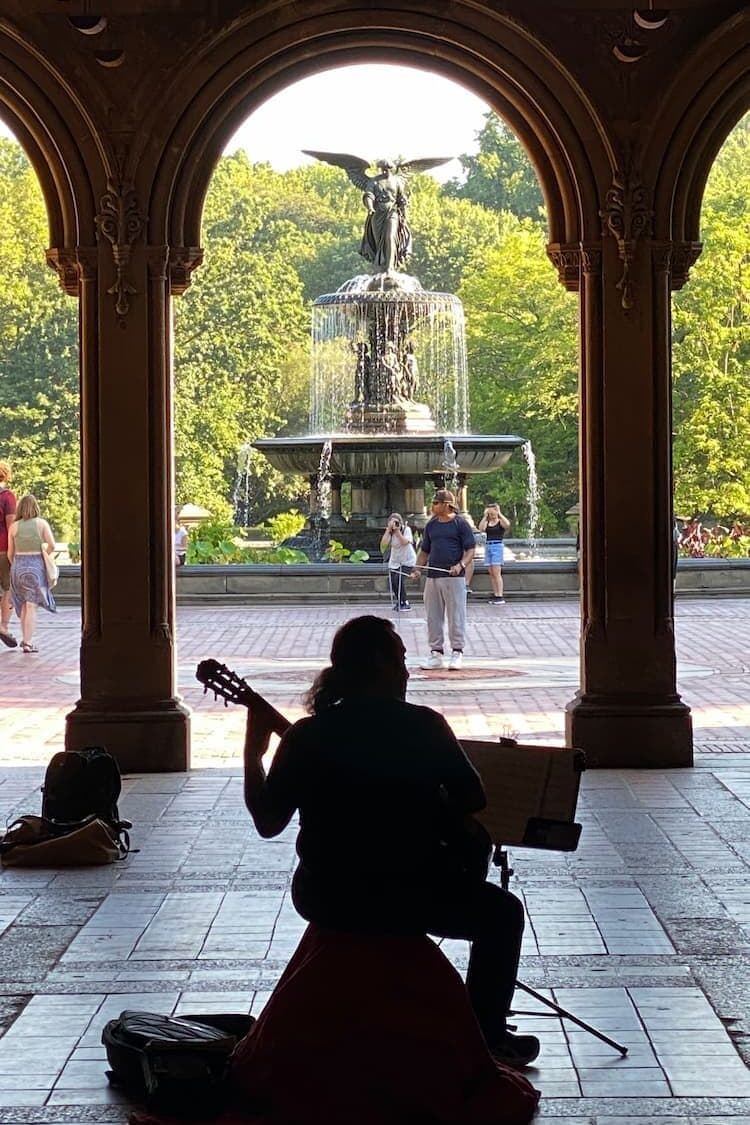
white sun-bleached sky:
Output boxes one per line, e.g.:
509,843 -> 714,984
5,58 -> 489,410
0,64 -> 491,181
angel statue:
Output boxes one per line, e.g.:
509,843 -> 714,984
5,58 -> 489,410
303,151 -> 451,274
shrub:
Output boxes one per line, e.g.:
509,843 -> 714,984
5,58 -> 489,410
264,509 -> 306,544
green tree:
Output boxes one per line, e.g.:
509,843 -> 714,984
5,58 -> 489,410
672,114 -> 750,520
444,113 -> 544,220
0,138 -> 79,538
460,217 -> 578,534
173,153 -> 311,523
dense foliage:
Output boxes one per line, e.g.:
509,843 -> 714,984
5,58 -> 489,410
0,109 -> 747,543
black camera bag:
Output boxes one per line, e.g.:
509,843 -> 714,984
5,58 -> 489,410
102,1009 -> 255,1115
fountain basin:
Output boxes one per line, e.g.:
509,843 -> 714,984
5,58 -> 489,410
253,434 -> 525,477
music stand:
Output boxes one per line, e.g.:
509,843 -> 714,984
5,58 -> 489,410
460,739 -> 628,1056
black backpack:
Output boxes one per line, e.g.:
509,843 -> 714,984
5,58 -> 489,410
102,1009 -> 255,1115
42,748 -> 131,852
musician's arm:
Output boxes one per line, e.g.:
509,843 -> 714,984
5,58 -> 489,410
243,707 -> 297,838
433,714 -> 486,815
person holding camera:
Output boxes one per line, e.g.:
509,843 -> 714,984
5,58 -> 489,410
478,503 -> 511,605
380,512 -> 416,611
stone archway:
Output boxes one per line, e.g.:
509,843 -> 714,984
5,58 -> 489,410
2,2 -> 748,769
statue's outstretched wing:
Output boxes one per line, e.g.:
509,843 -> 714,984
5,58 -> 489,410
302,150 -> 373,191
397,157 -> 453,175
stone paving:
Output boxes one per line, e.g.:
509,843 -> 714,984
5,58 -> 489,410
1,597 -> 750,1122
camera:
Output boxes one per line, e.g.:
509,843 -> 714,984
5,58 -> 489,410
392,520 -> 401,530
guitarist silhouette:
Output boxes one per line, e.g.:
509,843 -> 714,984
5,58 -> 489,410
197,615 -> 539,1069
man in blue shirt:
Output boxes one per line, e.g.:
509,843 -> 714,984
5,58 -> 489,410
415,488 -> 475,670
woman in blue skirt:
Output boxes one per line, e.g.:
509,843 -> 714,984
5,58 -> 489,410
7,494 -> 56,653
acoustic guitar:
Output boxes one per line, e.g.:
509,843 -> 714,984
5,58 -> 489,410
195,658 -> 291,735
196,657 -> 490,880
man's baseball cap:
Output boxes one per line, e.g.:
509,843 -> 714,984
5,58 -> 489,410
433,488 -> 458,510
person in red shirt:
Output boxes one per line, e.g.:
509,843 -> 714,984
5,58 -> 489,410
0,461 -> 17,648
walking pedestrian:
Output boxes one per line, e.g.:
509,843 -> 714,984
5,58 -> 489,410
7,494 -> 57,653
0,461 -> 17,648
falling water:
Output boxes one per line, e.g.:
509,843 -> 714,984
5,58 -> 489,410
312,439 -> 333,554
442,439 -> 460,494
232,442 -> 254,528
310,275 -> 469,435
521,440 -> 541,553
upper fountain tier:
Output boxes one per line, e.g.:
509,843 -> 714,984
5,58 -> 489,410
311,272 -> 468,437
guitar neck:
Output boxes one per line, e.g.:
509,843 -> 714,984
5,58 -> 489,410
239,684 -> 292,735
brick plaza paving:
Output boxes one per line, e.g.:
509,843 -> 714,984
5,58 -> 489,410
0,597 -> 750,1122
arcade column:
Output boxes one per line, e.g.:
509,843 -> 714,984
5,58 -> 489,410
64,237 -> 190,771
565,236 -> 693,766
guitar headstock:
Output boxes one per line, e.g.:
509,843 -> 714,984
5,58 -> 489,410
196,659 -> 254,707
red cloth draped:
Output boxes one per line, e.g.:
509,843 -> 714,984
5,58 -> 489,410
131,923 -> 539,1125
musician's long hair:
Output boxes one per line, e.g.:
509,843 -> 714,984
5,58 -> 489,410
304,615 -> 403,714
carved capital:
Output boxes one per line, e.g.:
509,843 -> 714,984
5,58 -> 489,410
651,240 -> 673,273
546,243 -> 581,291
95,179 -> 147,319
76,247 -> 99,283
147,245 -> 169,282
670,241 -> 703,290
46,248 -> 79,296
169,246 -> 204,295
580,244 -> 603,276
600,168 -> 654,310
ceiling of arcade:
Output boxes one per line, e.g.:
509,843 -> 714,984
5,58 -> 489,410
0,1 -> 747,295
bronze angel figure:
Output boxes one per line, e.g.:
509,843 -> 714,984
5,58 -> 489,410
303,152 -> 452,273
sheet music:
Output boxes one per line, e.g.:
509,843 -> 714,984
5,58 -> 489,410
460,740 -> 582,845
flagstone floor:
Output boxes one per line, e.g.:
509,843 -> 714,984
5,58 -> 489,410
1,597 -> 749,1123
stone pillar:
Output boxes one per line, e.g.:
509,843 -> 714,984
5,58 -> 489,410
403,477 -> 425,520
565,231 -> 693,766
456,475 -> 470,519
64,233 -> 189,771
350,478 -> 371,517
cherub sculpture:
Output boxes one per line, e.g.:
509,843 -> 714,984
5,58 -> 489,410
303,151 -> 451,273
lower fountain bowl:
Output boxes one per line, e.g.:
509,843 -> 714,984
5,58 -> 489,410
253,434 -> 525,476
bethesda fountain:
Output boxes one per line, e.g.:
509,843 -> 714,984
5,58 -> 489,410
253,150 -> 525,554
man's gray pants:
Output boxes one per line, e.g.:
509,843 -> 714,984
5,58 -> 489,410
424,576 -> 467,653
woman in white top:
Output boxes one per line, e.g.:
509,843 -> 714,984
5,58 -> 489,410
7,493 -> 57,652
380,512 -> 417,611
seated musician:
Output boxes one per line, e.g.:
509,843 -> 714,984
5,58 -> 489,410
243,614 -> 540,1068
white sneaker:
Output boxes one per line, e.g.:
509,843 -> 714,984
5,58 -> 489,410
448,651 -> 463,670
421,651 -> 444,670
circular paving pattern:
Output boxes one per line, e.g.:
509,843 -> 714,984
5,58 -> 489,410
58,657 -> 718,694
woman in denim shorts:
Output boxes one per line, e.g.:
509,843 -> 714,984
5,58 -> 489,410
478,504 -> 511,604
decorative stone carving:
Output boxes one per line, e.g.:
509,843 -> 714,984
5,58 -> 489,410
600,168 -> 653,310
580,245 -> 602,275
651,241 -> 673,273
169,247 -> 204,295
46,248 -> 79,296
95,179 -> 146,318
546,243 -> 581,291
650,240 -> 702,288
670,241 -> 703,290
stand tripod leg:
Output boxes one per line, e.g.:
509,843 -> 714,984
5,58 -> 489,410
493,849 -> 628,1056
513,982 -> 628,1055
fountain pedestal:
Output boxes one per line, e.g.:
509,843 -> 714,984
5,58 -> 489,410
254,269 -> 525,556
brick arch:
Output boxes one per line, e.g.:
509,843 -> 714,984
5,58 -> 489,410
0,26 -> 100,259
144,6 -> 613,264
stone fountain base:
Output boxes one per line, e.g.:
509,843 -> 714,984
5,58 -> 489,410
253,432 -> 526,557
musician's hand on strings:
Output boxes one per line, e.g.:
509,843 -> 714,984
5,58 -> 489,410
244,699 -> 280,760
